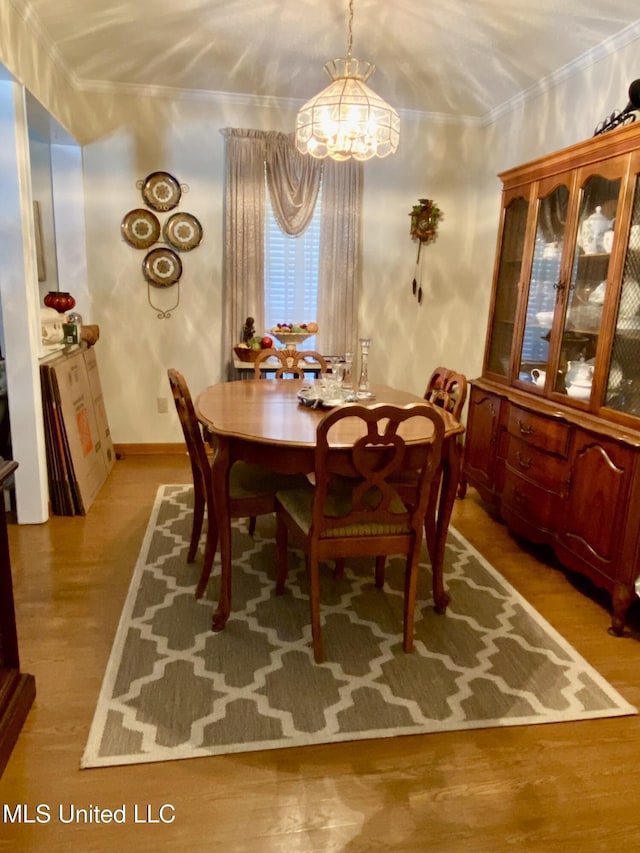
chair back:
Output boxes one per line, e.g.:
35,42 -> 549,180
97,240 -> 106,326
253,347 -> 328,378
312,403 -> 445,538
167,368 -> 210,486
425,367 -> 468,420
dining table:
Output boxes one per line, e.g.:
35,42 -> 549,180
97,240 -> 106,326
195,379 -> 465,631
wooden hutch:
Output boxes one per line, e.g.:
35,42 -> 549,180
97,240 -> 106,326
462,122 -> 640,635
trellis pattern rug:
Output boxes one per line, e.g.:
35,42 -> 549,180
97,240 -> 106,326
82,484 -> 636,768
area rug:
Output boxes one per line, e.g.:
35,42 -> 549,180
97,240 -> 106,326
82,484 -> 636,768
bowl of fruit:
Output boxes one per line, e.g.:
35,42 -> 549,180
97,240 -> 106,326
234,334 -> 275,362
269,322 -> 318,348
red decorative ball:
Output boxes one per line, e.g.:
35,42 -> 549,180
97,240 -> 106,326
44,291 -> 76,312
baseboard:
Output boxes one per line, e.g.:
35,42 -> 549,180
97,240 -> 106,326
114,443 -> 186,457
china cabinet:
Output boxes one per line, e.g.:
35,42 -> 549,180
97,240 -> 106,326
463,122 -> 640,635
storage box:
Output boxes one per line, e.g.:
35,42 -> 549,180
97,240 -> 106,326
41,347 -> 114,515
82,348 -> 115,475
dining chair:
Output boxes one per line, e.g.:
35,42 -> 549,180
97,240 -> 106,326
167,368 -> 310,599
424,366 -> 468,420
390,367 -> 468,541
253,347 -> 328,378
274,402 -> 445,663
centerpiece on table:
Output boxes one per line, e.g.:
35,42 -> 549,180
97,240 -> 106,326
268,321 -> 318,348
234,318 -> 319,361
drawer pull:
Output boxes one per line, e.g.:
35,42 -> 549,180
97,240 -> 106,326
513,488 -> 528,505
516,450 -> 533,470
517,419 -> 534,436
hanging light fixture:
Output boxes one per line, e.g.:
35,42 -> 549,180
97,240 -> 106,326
295,0 -> 400,161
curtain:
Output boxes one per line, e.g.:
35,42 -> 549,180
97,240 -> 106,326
318,158 -> 362,358
221,128 -> 362,376
265,132 -> 321,236
221,128 -> 266,379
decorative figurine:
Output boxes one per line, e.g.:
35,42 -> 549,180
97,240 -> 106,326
242,317 -> 256,344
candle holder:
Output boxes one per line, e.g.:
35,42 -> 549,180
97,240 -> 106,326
357,338 -> 372,398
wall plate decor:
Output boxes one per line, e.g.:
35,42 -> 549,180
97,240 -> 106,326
125,171 -> 201,317
138,171 -> 182,212
142,247 -> 183,287
163,212 -> 203,251
121,208 -> 161,249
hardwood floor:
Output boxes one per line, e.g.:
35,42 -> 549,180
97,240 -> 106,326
1,453 -> 639,852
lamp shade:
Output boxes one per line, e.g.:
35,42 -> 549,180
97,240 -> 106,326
295,58 -> 400,161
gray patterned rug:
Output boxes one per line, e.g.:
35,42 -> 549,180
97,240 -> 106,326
82,484 -> 636,768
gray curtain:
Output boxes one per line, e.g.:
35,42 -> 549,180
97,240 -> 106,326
221,128 -> 362,375
265,132 -> 321,236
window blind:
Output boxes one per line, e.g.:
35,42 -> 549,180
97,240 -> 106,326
264,176 -> 322,348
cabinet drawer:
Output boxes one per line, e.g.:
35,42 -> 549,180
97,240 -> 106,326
502,470 -> 563,532
505,436 -> 570,493
506,405 -> 570,456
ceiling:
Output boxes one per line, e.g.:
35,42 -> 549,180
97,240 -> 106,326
12,0 -> 640,121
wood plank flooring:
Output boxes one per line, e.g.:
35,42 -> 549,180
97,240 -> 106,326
0,453 -> 639,852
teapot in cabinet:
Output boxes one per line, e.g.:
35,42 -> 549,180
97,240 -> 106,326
579,206 -> 612,255
565,356 -> 593,399
566,357 -> 593,385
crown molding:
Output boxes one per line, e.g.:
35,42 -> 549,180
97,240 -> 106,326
485,19 -> 640,126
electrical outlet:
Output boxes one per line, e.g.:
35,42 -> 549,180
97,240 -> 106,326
157,397 -> 169,414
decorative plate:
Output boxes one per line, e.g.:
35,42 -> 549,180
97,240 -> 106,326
142,248 -> 182,288
121,208 -> 161,249
163,212 -> 203,251
138,171 -> 182,212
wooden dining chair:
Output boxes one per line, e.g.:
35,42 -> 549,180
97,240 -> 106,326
274,402 -> 445,663
424,366 -> 468,420
167,368 -> 310,599
253,347 -> 328,378
389,367 -> 468,539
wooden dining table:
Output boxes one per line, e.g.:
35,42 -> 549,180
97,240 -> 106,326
195,379 -> 465,631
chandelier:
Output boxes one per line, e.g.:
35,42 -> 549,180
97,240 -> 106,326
295,0 -> 400,161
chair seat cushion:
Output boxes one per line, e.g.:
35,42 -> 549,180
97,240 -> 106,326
230,462 -> 309,500
276,485 -> 410,537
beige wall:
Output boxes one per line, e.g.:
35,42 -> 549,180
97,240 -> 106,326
1,7 -> 640,460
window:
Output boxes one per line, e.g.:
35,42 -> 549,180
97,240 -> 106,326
264,174 -> 322,349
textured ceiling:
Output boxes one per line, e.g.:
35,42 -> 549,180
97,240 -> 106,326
12,0 -> 640,120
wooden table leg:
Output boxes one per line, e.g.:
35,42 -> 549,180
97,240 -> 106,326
430,435 -> 462,613
211,439 -> 232,631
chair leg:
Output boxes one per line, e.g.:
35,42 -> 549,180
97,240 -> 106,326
275,512 -> 288,595
248,516 -> 257,535
423,473 -> 440,566
374,556 -> 385,588
333,558 -> 345,579
195,510 -> 219,600
188,478 -> 206,563
402,545 -> 422,653
308,547 -> 324,663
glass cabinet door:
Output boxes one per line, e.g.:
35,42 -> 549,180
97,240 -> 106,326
552,170 -> 622,401
517,179 -> 570,386
486,193 -> 529,377
606,167 -> 640,417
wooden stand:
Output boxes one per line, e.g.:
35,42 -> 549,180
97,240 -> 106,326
0,460 -> 35,776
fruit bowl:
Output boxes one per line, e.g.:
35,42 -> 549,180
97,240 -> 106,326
269,331 -> 314,348
234,345 -> 261,363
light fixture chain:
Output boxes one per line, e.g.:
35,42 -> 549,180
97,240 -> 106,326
347,0 -> 354,58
